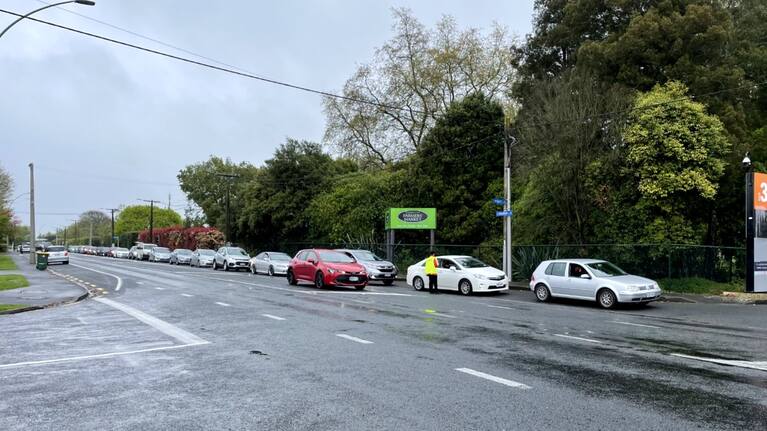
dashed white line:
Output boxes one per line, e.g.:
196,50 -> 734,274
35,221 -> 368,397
613,321 -> 661,329
68,262 -> 123,291
180,293 -> 194,298
155,287 -> 165,290
455,368 -> 531,389
0,344 -> 207,369
262,314 -> 286,321
336,334 -> 374,344
554,334 -> 602,344
215,302 -> 231,307
486,304 -> 517,311
670,353 -> 767,372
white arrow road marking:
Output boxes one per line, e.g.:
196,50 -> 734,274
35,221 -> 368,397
0,344 -> 206,369
455,368 -> 531,389
262,314 -> 286,321
336,334 -> 374,344
554,334 -> 602,344
671,354 -> 767,372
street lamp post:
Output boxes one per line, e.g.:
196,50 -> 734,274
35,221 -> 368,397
0,1 -> 95,40
744,153 -> 755,293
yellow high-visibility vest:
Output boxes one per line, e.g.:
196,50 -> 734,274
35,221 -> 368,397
425,256 -> 438,275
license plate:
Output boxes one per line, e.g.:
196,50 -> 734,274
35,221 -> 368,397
349,276 -> 359,282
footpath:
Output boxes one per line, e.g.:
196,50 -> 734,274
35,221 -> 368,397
0,253 -> 89,314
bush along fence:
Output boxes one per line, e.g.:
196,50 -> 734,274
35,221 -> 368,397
276,242 -> 745,283
137,227 -> 225,251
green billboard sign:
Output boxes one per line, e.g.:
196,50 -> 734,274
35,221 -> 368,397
386,208 -> 436,230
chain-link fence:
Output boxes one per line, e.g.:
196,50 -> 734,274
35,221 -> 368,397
275,242 -> 745,283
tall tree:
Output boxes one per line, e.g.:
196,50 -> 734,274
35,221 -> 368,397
114,205 -> 182,235
324,8 -> 516,166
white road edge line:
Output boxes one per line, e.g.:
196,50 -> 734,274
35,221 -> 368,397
485,304 -> 517,311
554,334 -> 603,344
180,293 -> 194,298
262,314 -> 286,321
670,353 -> 767,372
613,321 -> 661,329
215,302 -> 231,307
455,368 -> 531,389
94,297 -> 208,345
0,343 -> 207,369
336,334 -> 374,344
69,262 -> 123,291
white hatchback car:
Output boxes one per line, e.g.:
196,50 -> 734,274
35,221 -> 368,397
407,255 -> 508,295
529,259 -> 661,309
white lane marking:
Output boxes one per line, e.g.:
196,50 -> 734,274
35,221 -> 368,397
69,262 -> 123,291
180,293 -> 194,298
455,368 -> 531,389
486,304 -> 517,311
0,343 -> 207,369
262,314 -> 286,321
215,302 -> 231,307
554,334 -> 603,344
431,312 -> 456,318
613,321 -> 661,329
200,275 -> 413,297
155,287 -> 165,290
136,281 -> 145,285
350,299 -> 374,304
94,297 -> 207,345
336,334 -> 374,344
671,354 -> 767,372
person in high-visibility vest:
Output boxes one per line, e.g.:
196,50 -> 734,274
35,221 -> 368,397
424,251 -> 439,294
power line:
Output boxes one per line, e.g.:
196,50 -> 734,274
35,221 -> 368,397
0,8 -> 421,114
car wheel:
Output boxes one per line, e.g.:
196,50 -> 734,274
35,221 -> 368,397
268,266 -> 274,277
314,272 -> 324,289
413,276 -> 425,291
212,261 -> 217,270
224,262 -> 229,272
383,280 -> 394,286
598,288 -> 617,309
459,279 -> 473,296
287,270 -> 297,285
534,284 -> 551,302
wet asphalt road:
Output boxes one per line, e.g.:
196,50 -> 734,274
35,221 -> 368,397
1,254 -> 766,430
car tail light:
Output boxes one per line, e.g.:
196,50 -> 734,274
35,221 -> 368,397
64,251 -> 69,256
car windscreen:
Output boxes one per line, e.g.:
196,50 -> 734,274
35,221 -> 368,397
197,250 -> 215,256
228,248 -> 249,256
352,251 -> 383,261
586,261 -> 627,277
270,253 -> 291,261
319,251 -> 356,263
175,249 -> 192,255
115,248 -> 128,251
47,246 -> 65,252
154,248 -> 170,253
455,257 -> 488,268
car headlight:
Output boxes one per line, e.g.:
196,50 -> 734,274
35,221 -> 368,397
327,268 -> 337,274
624,285 -> 641,292
474,274 -> 488,280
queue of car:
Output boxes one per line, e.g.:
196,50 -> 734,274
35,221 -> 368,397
51,241 -> 661,308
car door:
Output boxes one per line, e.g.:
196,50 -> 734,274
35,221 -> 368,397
545,262 -> 568,295
259,253 -> 269,273
437,258 -> 461,290
215,247 -> 224,266
566,263 -> 594,298
302,251 -> 318,281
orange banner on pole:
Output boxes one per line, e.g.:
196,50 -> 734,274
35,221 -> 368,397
755,173 -> 767,210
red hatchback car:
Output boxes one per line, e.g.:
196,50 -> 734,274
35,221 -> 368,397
287,249 -> 368,290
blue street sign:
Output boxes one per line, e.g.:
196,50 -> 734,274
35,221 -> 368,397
492,198 -> 506,205
496,210 -> 513,217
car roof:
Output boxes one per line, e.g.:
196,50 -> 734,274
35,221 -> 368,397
546,258 -> 606,264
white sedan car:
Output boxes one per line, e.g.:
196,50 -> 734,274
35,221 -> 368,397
529,259 -> 661,309
406,255 -> 509,295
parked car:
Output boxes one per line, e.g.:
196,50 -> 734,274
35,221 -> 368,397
406,255 -> 508,295
336,249 -> 398,285
213,247 -> 251,271
134,243 -> 157,261
529,259 -> 661,309
148,247 -> 172,263
128,246 -> 139,259
250,251 -> 292,276
45,245 -> 69,265
190,249 -> 215,267
170,248 -> 193,265
287,249 -> 367,290
111,247 -> 130,258
19,243 -> 30,253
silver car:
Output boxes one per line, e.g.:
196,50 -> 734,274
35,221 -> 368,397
250,251 -> 291,276
111,247 -> 130,258
135,243 -> 157,261
213,246 -> 251,271
191,249 -> 215,267
45,245 -> 69,265
529,259 -> 661,309
148,247 -> 172,263
170,248 -> 193,265
337,249 -> 398,285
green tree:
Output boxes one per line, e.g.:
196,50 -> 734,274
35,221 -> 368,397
115,205 -> 182,235
0,165 -> 13,247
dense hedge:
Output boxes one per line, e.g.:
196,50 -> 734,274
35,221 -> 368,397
138,227 -> 225,251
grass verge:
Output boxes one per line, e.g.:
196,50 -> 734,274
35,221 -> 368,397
658,277 -> 744,296
0,275 -> 30,291
0,304 -> 28,312
0,254 -> 18,271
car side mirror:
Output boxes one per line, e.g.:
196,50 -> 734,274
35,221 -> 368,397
450,266 -> 457,271
308,259 -> 317,265
580,274 -> 591,279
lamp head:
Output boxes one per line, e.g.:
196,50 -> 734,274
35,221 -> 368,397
743,152 -> 752,170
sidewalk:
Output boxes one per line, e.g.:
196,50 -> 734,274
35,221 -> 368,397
0,253 -> 89,314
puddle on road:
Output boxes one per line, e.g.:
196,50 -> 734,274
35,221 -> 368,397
249,350 -> 268,356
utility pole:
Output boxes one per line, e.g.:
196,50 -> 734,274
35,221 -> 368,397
70,219 -> 79,245
63,226 -> 67,247
89,220 -> 93,246
140,199 -> 162,244
503,123 -> 516,281
103,208 -> 119,247
215,173 -> 240,245
28,163 -> 35,264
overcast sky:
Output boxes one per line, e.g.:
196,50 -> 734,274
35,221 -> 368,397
2,0 -> 535,236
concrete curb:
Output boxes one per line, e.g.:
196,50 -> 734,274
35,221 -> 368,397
0,270 -> 92,316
